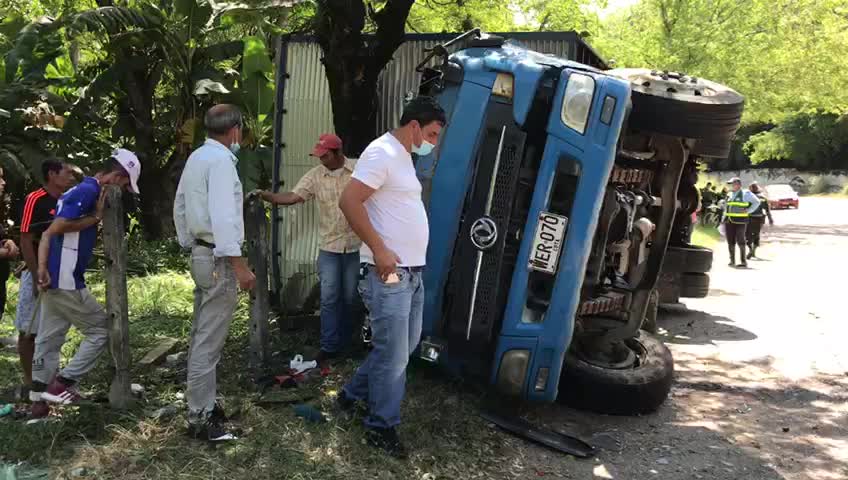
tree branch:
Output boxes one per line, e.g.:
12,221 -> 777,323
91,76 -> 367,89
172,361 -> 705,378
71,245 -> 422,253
372,0 -> 415,69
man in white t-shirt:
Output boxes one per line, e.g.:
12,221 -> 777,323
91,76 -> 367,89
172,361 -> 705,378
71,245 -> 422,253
336,96 -> 446,458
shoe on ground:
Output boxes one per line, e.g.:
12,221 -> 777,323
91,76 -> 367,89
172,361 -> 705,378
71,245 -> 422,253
365,427 -> 408,459
211,402 -> 228,423
333,389 -> 359,421
188,418 -> 237,442
728,262 -> 736,267
314,350 -> 339,369
40,378 -> 81,405
29,401 -> 50,419
737,263 -> 749,269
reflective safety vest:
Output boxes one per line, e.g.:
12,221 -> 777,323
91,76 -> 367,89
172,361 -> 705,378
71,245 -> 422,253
725,191 -> 750,223
750,194 -> 768,217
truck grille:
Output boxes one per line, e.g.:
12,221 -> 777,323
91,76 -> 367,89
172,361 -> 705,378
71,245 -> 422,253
442,101 -> 527,363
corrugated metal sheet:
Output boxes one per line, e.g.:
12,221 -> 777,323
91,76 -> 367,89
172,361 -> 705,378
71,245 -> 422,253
277,41 -> 333,309
276,33 -> 597,310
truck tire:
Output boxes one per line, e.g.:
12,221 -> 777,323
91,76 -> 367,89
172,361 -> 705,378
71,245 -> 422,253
680,272 -> 710,298
558,331 -> 674,415
693,135 -> 734,159
662,245 -> 713,273
608,69 -> 744,143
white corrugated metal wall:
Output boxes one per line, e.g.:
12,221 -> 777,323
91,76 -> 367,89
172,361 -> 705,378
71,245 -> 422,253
276,34 -> 594,310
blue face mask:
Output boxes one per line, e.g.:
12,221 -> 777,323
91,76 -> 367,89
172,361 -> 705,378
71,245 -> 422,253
412,140 -> 435,156
229,142 -> 240,155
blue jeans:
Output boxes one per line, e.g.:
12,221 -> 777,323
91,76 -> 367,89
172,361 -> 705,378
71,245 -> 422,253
317,250 -> 361,353
343,266 -> 424,429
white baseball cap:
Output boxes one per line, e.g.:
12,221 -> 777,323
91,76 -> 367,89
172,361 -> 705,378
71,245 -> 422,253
113,148 -> 141,194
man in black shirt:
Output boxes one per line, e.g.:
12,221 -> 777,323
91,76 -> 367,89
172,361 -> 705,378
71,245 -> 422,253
14,159 -> 75,391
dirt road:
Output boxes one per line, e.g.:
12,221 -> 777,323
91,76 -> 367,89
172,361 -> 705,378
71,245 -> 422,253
509,197 -> 848,480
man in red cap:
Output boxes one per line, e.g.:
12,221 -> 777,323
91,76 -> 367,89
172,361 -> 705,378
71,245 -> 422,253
256,133 -> 361,366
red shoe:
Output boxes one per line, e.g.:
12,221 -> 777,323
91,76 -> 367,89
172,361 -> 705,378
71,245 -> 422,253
30,401 -> 50,419
40,379 -> 82,405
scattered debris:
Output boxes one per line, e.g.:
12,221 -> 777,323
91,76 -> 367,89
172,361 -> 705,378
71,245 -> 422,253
165,351 -> 187,366
293,404 -> 326,423
289,355 -> 317,375
0,404 -> 13,417
656,458 -> 670,465
782,427 -> 790,433
138,338 -> 179,367
70,466 -> 88,477
590,432 -> 622,452
130,384 -> 145,395
479,411 -> 595,458
150,405 -> 179,420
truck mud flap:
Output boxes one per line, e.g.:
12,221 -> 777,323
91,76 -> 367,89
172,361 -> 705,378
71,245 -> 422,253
480,411 -> 596,458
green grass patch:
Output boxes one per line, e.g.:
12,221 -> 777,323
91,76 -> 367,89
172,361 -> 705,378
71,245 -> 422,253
1,272 -> 514,479
691,224 -> 721,248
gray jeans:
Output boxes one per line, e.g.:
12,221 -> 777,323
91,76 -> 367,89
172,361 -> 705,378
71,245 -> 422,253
187,246 -> 238,425
32,288 -> 109,384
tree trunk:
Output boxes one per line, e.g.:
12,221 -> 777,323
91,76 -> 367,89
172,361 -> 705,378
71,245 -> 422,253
315,0 -> 415,157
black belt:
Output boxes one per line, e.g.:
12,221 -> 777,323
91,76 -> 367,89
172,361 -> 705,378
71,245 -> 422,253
362,263 -> 424,273
195,239 -> 216,249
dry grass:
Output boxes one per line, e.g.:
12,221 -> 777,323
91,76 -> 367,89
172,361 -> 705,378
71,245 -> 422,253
2,273 -> 510,480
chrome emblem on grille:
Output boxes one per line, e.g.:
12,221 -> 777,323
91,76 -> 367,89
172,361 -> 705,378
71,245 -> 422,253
470,216 -> 498,250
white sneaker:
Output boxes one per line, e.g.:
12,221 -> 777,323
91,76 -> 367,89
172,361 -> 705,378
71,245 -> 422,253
289,354 -> 318,374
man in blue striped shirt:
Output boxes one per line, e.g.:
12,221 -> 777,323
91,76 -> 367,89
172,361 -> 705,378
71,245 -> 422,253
28,150 -> 140,418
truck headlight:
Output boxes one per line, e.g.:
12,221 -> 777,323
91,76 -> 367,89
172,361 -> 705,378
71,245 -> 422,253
561,73 -> 595,134
496,349 -> 530,396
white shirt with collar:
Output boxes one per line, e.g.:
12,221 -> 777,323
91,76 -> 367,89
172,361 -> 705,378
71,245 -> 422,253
173,138 -> 244,257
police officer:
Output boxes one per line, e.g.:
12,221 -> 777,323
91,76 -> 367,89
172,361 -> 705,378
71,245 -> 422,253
722,177 -> 760,268
746,182 -> 773,260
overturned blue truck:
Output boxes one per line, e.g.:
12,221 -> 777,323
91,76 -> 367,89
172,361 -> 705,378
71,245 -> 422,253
404,31 -> 743,414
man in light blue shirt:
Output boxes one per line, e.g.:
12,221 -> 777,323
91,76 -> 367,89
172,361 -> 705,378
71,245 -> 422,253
173,104 -> 256,441
723,177 -> 760,268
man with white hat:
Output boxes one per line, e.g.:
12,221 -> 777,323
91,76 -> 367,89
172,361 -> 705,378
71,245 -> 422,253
722,176 -> 760,268
28,149 -> 141,418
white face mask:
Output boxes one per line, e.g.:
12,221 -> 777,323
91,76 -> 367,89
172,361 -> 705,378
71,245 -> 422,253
229,142 -> 240,155
412,140 -> 435,156
411,123 -> 435,156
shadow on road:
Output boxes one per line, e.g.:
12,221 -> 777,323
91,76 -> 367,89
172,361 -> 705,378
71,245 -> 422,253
657,309 -> 758,345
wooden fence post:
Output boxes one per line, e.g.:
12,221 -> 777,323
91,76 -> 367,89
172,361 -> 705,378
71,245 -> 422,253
245,195 -> 271,375
102,185 -> 133,409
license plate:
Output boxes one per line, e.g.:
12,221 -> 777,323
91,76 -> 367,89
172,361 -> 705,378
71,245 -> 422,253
529,211 -> 568,274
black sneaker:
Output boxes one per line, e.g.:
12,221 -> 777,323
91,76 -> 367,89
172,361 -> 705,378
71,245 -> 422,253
210,402 -> 228,423
365,427 -> 408,459
334,390 -> 359,421
188,418 -> 237,442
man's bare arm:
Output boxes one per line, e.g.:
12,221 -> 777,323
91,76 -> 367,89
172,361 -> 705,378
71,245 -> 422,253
339,179 -> 384,253
20,232 -> 38,274
260,191 -> 305,206
47,216 -> 101,235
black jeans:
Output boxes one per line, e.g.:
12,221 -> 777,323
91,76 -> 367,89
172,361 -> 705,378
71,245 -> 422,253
0,259 -> 9,323
725,220 -> 748,263
747,217 -> 764,248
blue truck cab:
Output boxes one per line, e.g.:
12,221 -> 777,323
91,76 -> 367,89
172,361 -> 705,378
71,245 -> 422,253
411,32 -> 744,414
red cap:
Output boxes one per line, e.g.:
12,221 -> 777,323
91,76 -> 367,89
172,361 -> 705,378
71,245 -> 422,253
310,133 -> 343,157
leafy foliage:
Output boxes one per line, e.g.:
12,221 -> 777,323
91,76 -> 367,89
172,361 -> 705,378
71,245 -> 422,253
745,112 -> 848,169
